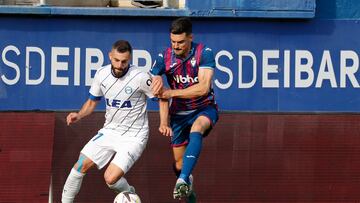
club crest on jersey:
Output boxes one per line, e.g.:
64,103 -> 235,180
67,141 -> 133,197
190,57 -> 196,67
125,86 -> 132,94
106,98 -> 132,108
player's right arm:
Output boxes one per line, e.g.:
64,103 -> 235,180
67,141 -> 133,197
67,67 -> 102,126
66,98 -> 99,126
151,76 -> 164,96
158,98 -> 172,137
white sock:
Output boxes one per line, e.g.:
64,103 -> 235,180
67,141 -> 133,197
61,168 -> 85,203
108,177 -> 131,193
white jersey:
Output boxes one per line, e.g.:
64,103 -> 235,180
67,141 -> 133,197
89,64 -> 153,136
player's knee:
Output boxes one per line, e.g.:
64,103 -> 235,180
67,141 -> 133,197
104,163 -> 125,185
73,163 -> 89,173
73,156 -> 94,173
104,173 -> 120,185
192,118 -> 211,133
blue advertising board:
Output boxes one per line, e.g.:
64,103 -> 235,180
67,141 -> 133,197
1,17 -> 360,112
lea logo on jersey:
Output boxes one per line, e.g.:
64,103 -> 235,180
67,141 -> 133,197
106,98 -> 132,108
173,74 -> 198,84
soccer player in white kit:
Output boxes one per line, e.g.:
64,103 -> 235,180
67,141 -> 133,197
61,40 -> 154,203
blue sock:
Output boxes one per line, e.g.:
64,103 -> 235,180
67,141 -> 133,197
179,132 -> 203,183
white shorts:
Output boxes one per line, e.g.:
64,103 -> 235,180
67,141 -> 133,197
81,128 -> 148,174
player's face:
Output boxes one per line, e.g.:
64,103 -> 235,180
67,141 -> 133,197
109,50 -> 131,78
170,32 -> 192,58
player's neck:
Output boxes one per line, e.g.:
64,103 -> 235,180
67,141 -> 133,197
111,65 -> 130,78
177,49 -> 191,60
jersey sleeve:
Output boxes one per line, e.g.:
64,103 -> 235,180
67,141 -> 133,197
139,72 -> 155,99
199,46 -> 216,70
150,52 -> 166,76
88,69 -> 103,101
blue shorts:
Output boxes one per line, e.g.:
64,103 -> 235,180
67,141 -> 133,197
170,105 -> 219,147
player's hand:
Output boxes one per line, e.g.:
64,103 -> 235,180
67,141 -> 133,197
66,112 -> 80,126
151,75 -> 163,96
157,89 -> 172,99
159,124 -> 172,137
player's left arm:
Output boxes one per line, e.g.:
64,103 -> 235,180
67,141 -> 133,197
158,98 -> 172,137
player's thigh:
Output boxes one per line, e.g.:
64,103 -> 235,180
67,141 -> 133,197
190,105 -> 219,134
170,115 -> 191,146
190,115 -> 212,134
112,138 -> 147,175
81,133 -> 116,170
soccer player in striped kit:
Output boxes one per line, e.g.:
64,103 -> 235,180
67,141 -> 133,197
61,40 -> 154,203
151,17 -> 219,202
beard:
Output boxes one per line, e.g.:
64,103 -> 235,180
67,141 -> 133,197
174,49 -> 185,58
111,65 -> 128,78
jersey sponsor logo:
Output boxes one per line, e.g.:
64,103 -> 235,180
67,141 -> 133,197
173,74 -> 198,83
106,98 -> 132,108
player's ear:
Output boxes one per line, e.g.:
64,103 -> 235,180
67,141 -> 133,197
108,51 -> 112,61
188,33 -> 193,41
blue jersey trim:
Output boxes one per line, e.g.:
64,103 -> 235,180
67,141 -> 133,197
89,93 -> 102,101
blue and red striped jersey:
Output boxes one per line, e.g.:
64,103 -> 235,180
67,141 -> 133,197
151,42 -> 217,114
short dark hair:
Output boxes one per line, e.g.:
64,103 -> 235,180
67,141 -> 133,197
112,40 -> 132,54
170,17 -> 192,35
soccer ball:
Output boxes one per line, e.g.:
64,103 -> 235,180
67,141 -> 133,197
113,191 -> 141,203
